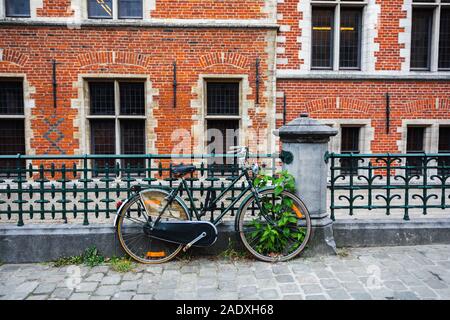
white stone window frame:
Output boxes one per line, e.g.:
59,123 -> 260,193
0,74 -> 35,164
309,0 -> 368,72
80,75 -> 152,174
398,119 -> 450,179
409,0 -> 450,72
82,0 -> 153,20
0,0 -> 43,19
323,119 -> 374,179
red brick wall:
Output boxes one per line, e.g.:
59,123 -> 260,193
151,0 -> 268,19
0,26 -> 273,155
374,0 -> 407,70
277,0 -> 301,69
37,0 -> 74,17
277,80 -> 450,153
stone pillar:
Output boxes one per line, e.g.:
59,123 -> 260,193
277,114 -> 338,255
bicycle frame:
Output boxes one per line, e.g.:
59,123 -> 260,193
156,168 -> 263,227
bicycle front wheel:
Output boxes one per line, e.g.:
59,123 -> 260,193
116,189 -> 190,264
238,189 -> 311,262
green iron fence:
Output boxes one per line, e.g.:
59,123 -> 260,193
326,152 -> 450,221
0,153 -> 280,226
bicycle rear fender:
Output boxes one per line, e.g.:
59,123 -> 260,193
234,186 -> 275,232
114,186 -> 191,227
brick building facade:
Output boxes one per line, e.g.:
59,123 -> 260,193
0,0 -> 449,165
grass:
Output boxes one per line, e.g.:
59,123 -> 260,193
107,256 -> 136,273
336,247 -> 350,258
53,246 -> 105,268
218,239 -> 249,261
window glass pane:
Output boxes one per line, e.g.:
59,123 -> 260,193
0,81 -> 24,115
206,83 -> 240,116
438,127 -> 450,175
120,120 -> 145,172
439,9 -> 450,69
312,8 -> 334,69
89,82 -> 115,115
406,126 -> 425,175
119,82 -> 145,115
90,119 -> 116,172
411,9 -> 433,69
0,120 -> 26,172
5,0 -> 30,17
119,0 -> 143,18
340,8 -> 362,69
340,127 -> 360,175
207,120 -> 239,175
88,0 -> 113,18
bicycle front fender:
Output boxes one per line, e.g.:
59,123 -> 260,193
234,186 -> 275,232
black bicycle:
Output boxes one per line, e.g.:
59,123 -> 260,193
114,147 -> 311,263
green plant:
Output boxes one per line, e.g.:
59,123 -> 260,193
249,171 -> 306,256
53,246 -> 104,268
107,256 -> 135,273
219,238 -> 248,261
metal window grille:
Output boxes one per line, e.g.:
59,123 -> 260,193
88,0 -> 113,18
118,0 -> 143,18
120,120 -> 145,172
411,9 -> 433,69
5,0 -> 30,17
0,120 -> 26,173
0,81 -> 24,115
119,82 -> 145,115
406,126 -> 425,175
89,82 -> 115,115
206,83 -> 240,116
438,126 -> 450,175
339,8 -> 362,69
439,9 -> 450,69
206,119 -> 239,175
340,127 -> 360,175
312,8 -> 334,69
90,119 -> 116,172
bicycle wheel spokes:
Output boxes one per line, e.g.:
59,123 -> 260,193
117,190 -> 189,264
238,190 -> 311,262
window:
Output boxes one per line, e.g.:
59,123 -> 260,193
88,80 -> 146,174
340,126 -> 360,175
0,80 -> 26,172
411,0 -> 450,71
311,0 -> 364,70
5,0 -> 30,17
205,81 -> 240,175
438,126 -> 450,174
87,0 -> 143,19
406,126 -> 425,175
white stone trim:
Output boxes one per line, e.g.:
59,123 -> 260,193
397,119 -> 450,154
399,0 -> 412,72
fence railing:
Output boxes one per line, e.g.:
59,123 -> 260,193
0,153 -> 280,226
326,152 -> 450,221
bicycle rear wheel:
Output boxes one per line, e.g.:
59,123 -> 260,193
238,189 -> 311,262
116,189 -> 189,264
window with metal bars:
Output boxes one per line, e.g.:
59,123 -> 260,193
206,81 -> 240,176
88,80 -> 146,175
411,9 -> 433,70
312,8 -> 334,69
406,126 -> 425,175
439,9 -> 450,69
438,126 -> 450,175
88,0 -> 113,18
0,80 -> 26,173
339,8 -> 362,69
87,0 -> 143,19
118,0 -> 143,18
340,127 -> 360,175
207,83 -> 240,116
5,0 -> 30,17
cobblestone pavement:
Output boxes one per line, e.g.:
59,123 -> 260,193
1,245 -> 450,300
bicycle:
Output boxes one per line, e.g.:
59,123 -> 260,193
114,146 -> 311,263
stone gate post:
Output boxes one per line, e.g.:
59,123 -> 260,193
277,114 -> 338,255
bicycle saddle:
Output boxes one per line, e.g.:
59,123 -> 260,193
172,164 -> 196,176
